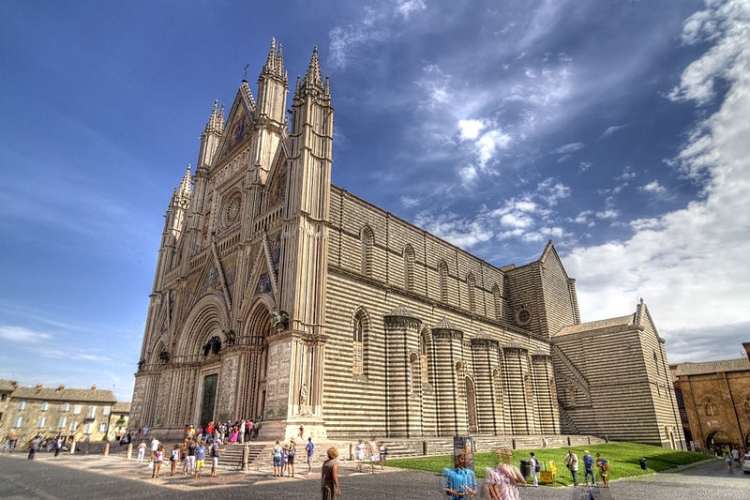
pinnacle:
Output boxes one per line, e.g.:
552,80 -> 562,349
205,99 -> 225,134
303,46 -> 322,88
261,36 -> 286,80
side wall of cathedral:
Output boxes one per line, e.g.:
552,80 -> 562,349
552,306 -> 684,448
321,187 -> 561,439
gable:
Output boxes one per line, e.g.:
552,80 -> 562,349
214,86 -> 255,163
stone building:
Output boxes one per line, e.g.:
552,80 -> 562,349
0,380 -> 129,445
671,344 -> 750,451
552,301 -> 685,448
129,41 -> 683,446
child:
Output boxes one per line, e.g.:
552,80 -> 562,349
152,445 -> 164,479
194,441 -> 206,480
596,452 -> 609,488
137,441 -> 147,463
355,440 -> 365,472
170,444 -> 179,476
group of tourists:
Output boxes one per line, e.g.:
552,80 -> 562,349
441,448 -> 613,499
136,431 -> 221,480
562,449 -> 609,487
723,445 -> 746,472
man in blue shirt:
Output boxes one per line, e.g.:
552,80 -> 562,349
583,450 -> 595,486
305,437 -> 315,474
442,452 -> 477,499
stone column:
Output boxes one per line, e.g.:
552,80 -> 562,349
431,318 -> 465,437
383,306 -> 423,438
470,337 -> 503,435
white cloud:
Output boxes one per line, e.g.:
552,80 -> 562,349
328,1 -> 427,69
396,0 -> 426,19
500,212 -> 534,229
476,128 -> 512,167
616,165 -> 637,181
554,142 -> 585,154
595,209 -> 619,220
537,177 -> 571,206
640,180 -> 666,194
578,161 -> 592,173
400,195 -> 420,208
565,0 -> 750,360
600,124 -> 627,138
457,119 -> 486,141
0,325 -> 52,343
458,165 -> 478,185
413,211 -> 493,248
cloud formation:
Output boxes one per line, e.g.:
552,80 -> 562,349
564,0 -> 750,360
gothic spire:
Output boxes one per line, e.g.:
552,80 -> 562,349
177,163 -> 193,199
260,37 -> 286,82
302,46 -> 322,89
204,99 -> 224,135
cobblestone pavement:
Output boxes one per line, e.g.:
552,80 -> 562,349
0,453 -> 747,499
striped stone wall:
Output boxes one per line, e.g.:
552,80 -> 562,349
552,322 -> 684,448
323,269 -> 558,439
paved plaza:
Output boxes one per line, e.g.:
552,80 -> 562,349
0,453 -> 748,499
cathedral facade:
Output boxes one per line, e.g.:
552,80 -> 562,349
130,42 -> 684,447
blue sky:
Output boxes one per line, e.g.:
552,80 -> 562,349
1,0 -> 749,400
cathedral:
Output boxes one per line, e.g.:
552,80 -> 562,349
130,41 -> 684,448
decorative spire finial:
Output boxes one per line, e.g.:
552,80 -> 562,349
300,45 -> 322,90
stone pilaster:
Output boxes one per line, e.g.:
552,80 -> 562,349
431,318 -> 465,436
383,306 -> 423,438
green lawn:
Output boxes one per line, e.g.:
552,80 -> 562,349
387,442 -> 709,486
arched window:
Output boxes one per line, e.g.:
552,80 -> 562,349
404,244 -> 415,291
352,309 -> 368,376
438,260 -> 449,303
467,273 -> 476,312
409,352 -> 419,394
492,284 -> 502,320
361,226 -> 374,277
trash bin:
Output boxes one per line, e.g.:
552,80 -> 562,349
639,457 -> 647,470
520,459 -> 531,480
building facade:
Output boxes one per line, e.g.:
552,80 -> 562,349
671,344 -> 750,451
552,301 -> 685,449
130,41 -> 683,446
0,380 -> 129,445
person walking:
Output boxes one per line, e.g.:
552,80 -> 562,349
582,450 -> 595,486
194,441 -> 206,480
152,445 -> 164,479
485,448 -> 525,500
306,437 -> 315,474
187,439 -> 197,475
287,440 -> 297,477
564,449 -> 579,486
321,447 -> 341,500
441,452 -> 477,500
54,436 -> 63,457
725,450 -> 734,472
137,441 -> 147,463
529,452 -> 540,487
210,440 -> 220,477
272,441 -> 283,478
27,435 -> 40,460
170,444 -> 179,476
595,452 -> 609,487
355,440 -> 365,472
